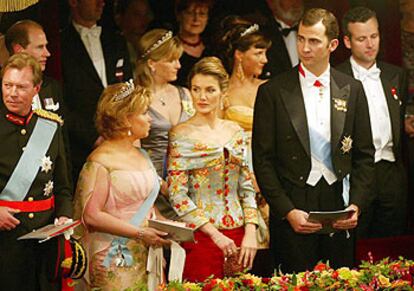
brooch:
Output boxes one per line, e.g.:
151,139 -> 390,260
341,136 -> 353,154
391,87 -> 402,105
333,98 -> 347,112
43,98 -> 60,112
43,180 -> 54,196
41,156 -> 52,173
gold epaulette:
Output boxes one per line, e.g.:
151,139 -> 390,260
33,109 -> 64,126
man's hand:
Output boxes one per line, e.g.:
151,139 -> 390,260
55,216 -> 70,226
0,206 -> 20,231
286,209 -> 322,234
332,204 -> 359,230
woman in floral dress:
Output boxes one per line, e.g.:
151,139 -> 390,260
167,56 -> 258,282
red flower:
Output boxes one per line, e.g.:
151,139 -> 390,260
332,270 -> 339,279
242,279 -> 254,286
262,278 -> 271,284
194,183 -> 200,189
313,262 -> 329,272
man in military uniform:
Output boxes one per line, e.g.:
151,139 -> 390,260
0,53 -> 73,290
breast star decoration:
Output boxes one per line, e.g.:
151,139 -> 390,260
43,180 -> 54,196
341,136 -> 353,154
333,98 -> 347,112
41,156 -> 52,173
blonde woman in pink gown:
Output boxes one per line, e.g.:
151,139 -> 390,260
74,83 -> 171,290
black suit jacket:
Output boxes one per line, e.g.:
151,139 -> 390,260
336,59 -> 408,162
61,24 -> 132,177
259,10 -> 294,79
252,66 -> 375,220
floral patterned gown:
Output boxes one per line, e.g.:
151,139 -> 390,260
167,128 -> 258,280
74,160 -> 157,290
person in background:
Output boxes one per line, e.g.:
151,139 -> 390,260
168,56 -> 258,281
136,28 -> 193,219
74,82 -> 170,290
114,0 -> 153,78
0,53 -> 72,290
219,18 -> 272,275
61,0 -> 132,184
259,0 -> 304,79
252,8 -> 375,273
5,20 -> 64,117
337,6 -> 408,238
174,0 -> 214,86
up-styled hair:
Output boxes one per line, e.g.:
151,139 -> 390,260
5,19 -> 44,54
188,56 -> 229,93
135,29 -> 183,88
217,16 -> 271,73
175,0 -> 214,16
301,8 -> 339,41
1,52 -> 42,86
95,83 -> 152,140
342,6 -> 377,37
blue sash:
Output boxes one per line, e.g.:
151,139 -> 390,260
103,148 -> 160,267
0,117 -> 57,201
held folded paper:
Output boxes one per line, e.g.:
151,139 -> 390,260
18,220 -> 81,242
307,209 -> 355,234
148,219 -> 194,242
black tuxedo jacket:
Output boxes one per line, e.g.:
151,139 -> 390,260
252,66 -> 375,220
61,24 -> 132,176
260,11 -> 294,79
336,59 -> 408,162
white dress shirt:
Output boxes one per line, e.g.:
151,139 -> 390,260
299,64 -> 337,186
73,21 -> 108,88
275,18 -> 299,67
350,57 -> 394,163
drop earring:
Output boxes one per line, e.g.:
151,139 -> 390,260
127,129 -> 132,136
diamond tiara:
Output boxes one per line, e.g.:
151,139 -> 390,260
240,24 -> 259,38
141,31 -> 173,58
114,79 -> 135,101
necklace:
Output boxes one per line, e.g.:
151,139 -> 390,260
178,35 -> 202,47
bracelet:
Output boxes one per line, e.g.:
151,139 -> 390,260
136,228 -> 144,240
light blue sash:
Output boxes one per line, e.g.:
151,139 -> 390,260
103,149 -> 160,267
0,117 -> 57,201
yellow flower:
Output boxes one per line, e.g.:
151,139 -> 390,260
378,275 -> 391,288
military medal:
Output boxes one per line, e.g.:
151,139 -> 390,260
41,156 -> 52,173
43,180 -> 54,196
341,136 -> 353,154
333,98 -> 347,112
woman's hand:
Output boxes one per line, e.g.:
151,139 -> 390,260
239,224 -> 257,269
139,227 -> 171,247
211,231 -> 238,257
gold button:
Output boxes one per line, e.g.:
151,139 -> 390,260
21,129 -> 27,135
28,213 -> 34,219
28,197 -> 34,202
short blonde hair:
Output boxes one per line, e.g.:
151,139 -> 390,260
188,56 -> 229,93
1,52 -> 42,86
96,82 -> 152,140
136,28 -> 183,88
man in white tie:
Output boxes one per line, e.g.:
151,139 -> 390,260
337,6 -> 408,238
253,8 -> 374,273
5,20 -> 64,116
61,0 -> 132,184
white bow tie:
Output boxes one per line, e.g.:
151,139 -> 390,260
79,25 -> 102,39
357,67 -> 381,82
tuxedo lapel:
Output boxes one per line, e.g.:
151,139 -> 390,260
280,74 -> 310,157
330,71 -> 349,151
381,73 -> 401,148
68,24 -> 103,86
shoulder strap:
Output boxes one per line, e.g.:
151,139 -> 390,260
1,117 -> 57,201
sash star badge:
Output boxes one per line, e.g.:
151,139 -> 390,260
41,156 -> 52,173
333,98 -> 347,112
341,136 -> 353,154
43,180 -> 54,196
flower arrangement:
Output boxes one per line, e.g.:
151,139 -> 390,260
158,256 -> 414,290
